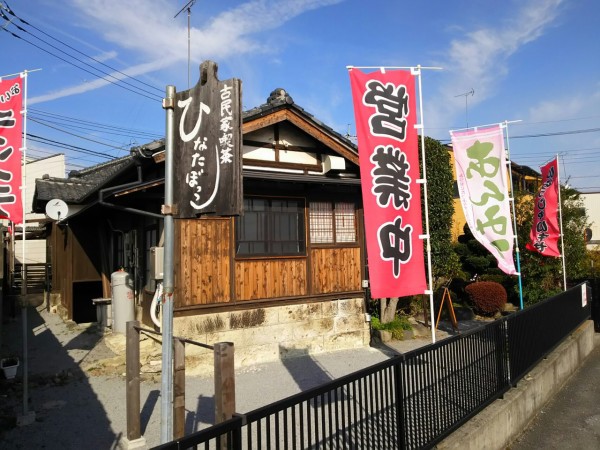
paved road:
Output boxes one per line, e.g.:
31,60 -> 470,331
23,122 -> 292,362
1,305 -> 440,449
510,334 -> 600,449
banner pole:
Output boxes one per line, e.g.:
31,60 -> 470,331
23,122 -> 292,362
415,66 -> 436,343
503,121 -> 524,309
556,154 -> 567,290
20,70 -> 34,422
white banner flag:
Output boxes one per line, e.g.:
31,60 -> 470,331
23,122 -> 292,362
451,124 -> 517,275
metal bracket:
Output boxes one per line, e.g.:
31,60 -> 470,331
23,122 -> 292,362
162,98 -> 175,110
161,204 -> 178,215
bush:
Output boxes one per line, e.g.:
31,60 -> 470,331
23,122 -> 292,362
464,281 -> 507,316
371,316 -> 412,340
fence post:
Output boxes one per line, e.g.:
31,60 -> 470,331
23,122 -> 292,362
126,320 -> 141,441
214,342 -> 236,424
173,337 -> 186,440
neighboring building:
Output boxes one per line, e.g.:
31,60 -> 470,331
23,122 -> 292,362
2,154 -> 65,293
33,90 -> 370,370
581,192 -> 600,250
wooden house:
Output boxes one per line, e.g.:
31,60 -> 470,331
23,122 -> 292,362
33,89 -> 370,369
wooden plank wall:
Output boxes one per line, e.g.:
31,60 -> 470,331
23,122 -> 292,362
175,219 -> 360,306
311,247 -> 361,294
175,218 -> 231,306
234,259 -> 307,300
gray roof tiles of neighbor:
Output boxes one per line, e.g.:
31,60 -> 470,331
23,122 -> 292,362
34,155 -> 136,204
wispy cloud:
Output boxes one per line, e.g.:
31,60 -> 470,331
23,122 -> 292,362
427,0 -> 564,132
35,0 -> 342,103
30,59 -> 175,104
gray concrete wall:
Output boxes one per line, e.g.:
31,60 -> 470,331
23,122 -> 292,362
437,320 -> 596,450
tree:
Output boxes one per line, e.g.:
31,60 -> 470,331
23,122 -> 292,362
515,185 -> 589,305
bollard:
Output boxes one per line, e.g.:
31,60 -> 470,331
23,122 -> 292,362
126,321 -> 141,440
173,337 -> 186,439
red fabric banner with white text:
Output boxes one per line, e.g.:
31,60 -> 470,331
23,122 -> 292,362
0,76 -> 23,224
526,158 -> 560,257
349,68 -> 426,298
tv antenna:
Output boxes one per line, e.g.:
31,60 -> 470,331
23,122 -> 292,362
455,88 -> 474,127
174,0 -> 197,89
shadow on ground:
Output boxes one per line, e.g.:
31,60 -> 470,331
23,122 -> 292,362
0,304 -> 120,449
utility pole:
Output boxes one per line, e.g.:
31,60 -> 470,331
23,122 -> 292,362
455,88 -> 474,128
174,0 -> 197,89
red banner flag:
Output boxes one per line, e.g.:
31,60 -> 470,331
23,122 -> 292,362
526,158 -> 560,257
349,68 -> 426,298
0,76 -> 23,224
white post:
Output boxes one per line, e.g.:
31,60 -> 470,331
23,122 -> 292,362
503,121 -> 524,309
414,66 -> 436,343
556,155 -> 567,290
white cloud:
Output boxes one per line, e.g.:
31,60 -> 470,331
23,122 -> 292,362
35,0 -> 342,103
427,0 -> 564,132
528,88 -> 600,123
30,59 -> 176,104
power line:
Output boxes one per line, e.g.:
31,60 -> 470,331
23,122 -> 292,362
29,108 -> 162,140
1,2 -> 163,99
0,18 -> 162,101
27,133 -> 114,159
29,118 -> 130,150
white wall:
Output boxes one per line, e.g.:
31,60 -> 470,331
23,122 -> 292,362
581,192 -> 600,249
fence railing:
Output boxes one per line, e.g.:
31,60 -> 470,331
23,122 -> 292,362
152,283 -> 592,450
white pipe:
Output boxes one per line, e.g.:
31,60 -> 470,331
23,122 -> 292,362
150,282 -> 163,329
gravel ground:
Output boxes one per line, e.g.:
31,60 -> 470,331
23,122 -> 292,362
0,304 -> 445,449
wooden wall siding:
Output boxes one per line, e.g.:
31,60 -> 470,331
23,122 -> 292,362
310,247 -> 361,294
175,218 -> 231,307
235,259 -> 307,300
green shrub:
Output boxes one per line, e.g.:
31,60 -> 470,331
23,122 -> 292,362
464,281 -> 507,316
371,316 -> 412,340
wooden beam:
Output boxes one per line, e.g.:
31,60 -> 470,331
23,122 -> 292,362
283,110 -> 359,166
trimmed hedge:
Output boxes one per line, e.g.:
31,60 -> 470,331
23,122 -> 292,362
465,281 -> 507,316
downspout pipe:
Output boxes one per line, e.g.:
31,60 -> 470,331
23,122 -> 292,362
98,164 -> 163,219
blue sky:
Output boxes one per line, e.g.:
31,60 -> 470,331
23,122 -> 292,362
2,0 -> 599,191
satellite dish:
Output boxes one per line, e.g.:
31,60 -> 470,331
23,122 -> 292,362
45,199 -> 69,221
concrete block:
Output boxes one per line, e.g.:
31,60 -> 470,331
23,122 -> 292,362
119,436 -> 147,450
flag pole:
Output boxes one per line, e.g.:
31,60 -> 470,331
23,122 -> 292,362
19,69 -> 34,423
414,66 -> 436,343
556,154 -> 567,290
503,121 -> 525,309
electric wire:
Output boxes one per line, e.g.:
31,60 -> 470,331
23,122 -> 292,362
0,2 -> 163,100
1,2 -> 162,94
29,108 -> 162,140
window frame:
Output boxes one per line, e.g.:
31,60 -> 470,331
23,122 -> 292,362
235,195 -> 307,258
309,200 -> 358,246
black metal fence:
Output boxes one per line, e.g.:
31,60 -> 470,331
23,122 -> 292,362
153,283 -> 592,450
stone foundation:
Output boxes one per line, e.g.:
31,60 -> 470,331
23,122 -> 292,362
172,298 -> 370,375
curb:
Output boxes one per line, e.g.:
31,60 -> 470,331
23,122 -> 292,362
436,320 -> 596,449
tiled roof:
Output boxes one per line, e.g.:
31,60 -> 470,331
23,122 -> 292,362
33,89 -> 357,209
34,155 -> 136,204
243,88 -> 358,153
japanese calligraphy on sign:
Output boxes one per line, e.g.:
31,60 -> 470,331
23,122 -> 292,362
349,69 -> 426,299
173,61 -> 242,217
451,125 -> 517,275
0,76 -> 23,224
526,158 -> 560,257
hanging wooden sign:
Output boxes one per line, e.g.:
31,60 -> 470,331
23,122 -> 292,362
173,60 -> 243,217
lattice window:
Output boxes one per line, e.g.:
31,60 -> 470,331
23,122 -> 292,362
309,201 -> 356,244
